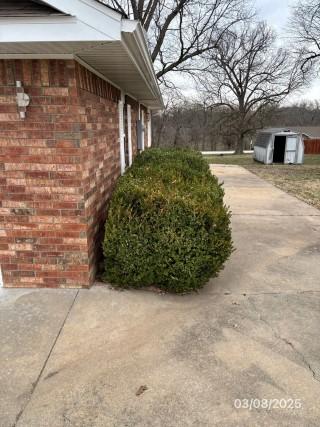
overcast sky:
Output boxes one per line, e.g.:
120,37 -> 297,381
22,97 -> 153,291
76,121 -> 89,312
175,0 -> 319,102
256,0 -> 291,32
256,0 -> 320,102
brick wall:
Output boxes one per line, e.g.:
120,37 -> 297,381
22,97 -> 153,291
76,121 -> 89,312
77,64 -> 121,285
0,59 -> 140,288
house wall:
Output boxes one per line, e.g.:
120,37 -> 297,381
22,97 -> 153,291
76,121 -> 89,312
76,63 -> 121,285
0,59 -> 141,288
140,104 -> 149,149
125,95 -> 139,157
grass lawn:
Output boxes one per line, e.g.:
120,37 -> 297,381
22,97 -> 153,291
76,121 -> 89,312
204,154 -> 320,210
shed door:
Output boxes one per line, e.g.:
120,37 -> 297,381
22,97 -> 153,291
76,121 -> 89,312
285,136 -> 298,164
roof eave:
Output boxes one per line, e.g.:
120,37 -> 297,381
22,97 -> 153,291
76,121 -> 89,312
0,0 -> 163,110
121,20 -> 163,110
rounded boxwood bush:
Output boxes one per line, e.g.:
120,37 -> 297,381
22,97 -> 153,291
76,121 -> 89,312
102,148 -> 233,293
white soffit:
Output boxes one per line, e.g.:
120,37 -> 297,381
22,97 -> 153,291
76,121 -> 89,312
0,0 -> 163,109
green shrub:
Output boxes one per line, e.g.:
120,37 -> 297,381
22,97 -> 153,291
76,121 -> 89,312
102,148 -> 233,293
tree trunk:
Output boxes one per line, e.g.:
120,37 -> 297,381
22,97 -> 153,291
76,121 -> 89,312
173,125 -> 181,147
235,133 -> 245,154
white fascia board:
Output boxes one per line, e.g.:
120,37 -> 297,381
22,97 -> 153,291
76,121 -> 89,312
42,0 -> 122,35
0,16 -> 119,42
132,24 -> 161,97
140,99 -> 163,110
121,19 -> 139,33
121,21 -> 163,109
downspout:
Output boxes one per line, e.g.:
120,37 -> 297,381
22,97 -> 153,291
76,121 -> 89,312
119,91 -> 126,174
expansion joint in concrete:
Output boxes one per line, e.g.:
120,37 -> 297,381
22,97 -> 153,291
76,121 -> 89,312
13,290 -> 80,427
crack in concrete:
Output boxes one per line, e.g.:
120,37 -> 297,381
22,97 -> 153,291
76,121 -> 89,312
12,290 -> 80,427
279,336 -> 319,383
214,290 -> 320,296
248,297 -> 320,383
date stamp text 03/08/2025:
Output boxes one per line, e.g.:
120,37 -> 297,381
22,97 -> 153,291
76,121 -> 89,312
234,399 -> 302,411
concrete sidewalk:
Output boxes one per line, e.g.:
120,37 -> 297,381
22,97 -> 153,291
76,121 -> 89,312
1,165 -> 320,427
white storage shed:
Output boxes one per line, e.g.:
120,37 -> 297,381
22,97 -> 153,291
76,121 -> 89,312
254,128 -> 304,165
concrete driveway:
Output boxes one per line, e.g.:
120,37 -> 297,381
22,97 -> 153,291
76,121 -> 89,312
1,165 -> 320,427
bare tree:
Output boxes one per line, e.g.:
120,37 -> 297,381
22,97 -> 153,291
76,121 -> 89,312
153,100 -> 320,150
197,22 -> 304,153
102,0 -> 250,83
290,0 -> 320,71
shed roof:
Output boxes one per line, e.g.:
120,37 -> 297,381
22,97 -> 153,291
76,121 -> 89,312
260,126 -> 320,138
259,128 -> 298,134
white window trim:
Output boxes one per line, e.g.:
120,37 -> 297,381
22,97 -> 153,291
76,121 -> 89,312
141,108 -> 145,151
127,104 -> 133,166
118,93 -> 126,175
147,107 -> 152,148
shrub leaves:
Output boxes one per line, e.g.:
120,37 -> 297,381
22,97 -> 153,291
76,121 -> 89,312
102,148 -> 233,293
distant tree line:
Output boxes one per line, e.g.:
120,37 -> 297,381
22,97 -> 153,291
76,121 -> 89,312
152,101 -> 320,151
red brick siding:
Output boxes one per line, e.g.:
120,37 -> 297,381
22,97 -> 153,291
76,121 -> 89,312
0,59 -> 140,288
76,63 -> 120,102
77,72 -> 121,284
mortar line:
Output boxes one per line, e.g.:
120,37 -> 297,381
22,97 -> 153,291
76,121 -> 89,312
13,290 -> 80,427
